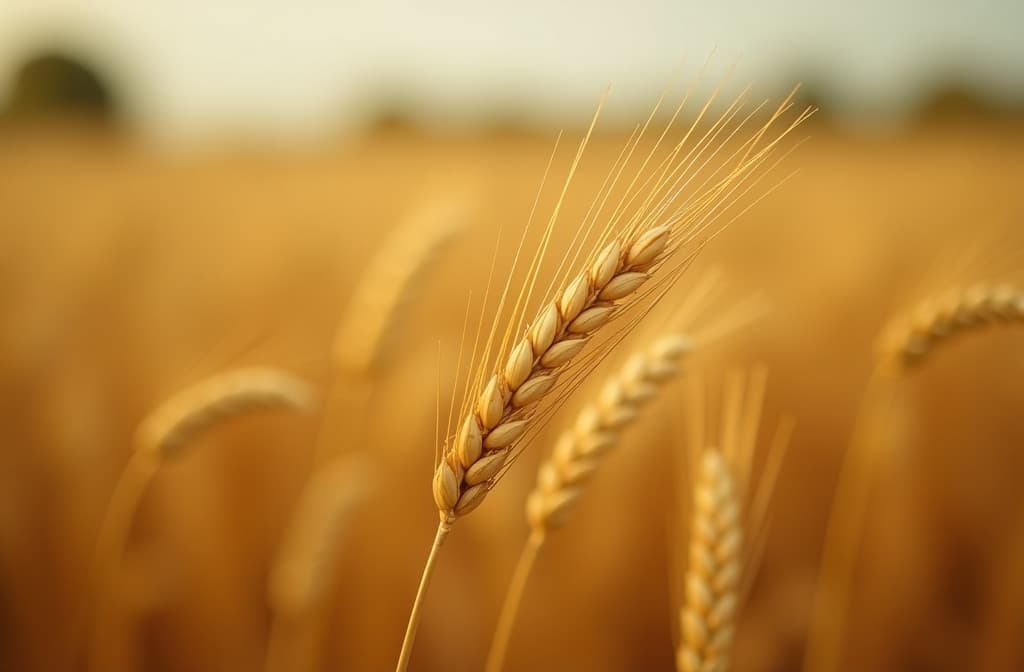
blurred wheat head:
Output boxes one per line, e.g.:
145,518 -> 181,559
676,368 -> 791,672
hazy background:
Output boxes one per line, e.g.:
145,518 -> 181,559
2,0 -> 1023,138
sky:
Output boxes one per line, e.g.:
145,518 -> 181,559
1,0 -> 1022,139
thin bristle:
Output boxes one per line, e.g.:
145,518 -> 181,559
135,367 -> 315,457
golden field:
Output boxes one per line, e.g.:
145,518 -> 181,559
1,112 -> 1024,671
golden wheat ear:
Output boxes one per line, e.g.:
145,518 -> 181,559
265,454 -> 374,672
333,198 -> 470,376
398,83 -> 810,672
79,367 -> 315,672
525,273 -> 765,534
806,280 -> 1023,672
432,91 -> 808,529
879,283 -> 1024,372
135,366 -> 316,456
313,197 -> 470,465
674,368 -> 791,672
678,448 -> 742,672
483,275 -> 765,672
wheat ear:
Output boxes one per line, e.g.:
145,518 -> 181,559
397,88 -> 810,671
484,333 -> 692,672
525,333 -> 691,530
432,226 -> 676,524
880,283 -> 1024,370
136,366 -> 315,456
677,448 -> 742,672
482,269 -> 771,672
81,367 -> 314,672
334,200 -> 468,375
266,455 -> 373,672
313,200 -> 468,466
403,225 -> 676,672
672,369 -> 791,672
806,282 -> 1024,672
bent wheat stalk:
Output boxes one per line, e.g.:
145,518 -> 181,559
396,86 -> 809,671
81,367 -> 314,672
266,455 -> 373,672
806,283 -> 1024,672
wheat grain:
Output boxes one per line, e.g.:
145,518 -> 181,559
135,366 -> 315,457
677,449 -> 741,672
880,283 -> 1023,371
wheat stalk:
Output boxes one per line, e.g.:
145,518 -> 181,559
81,366 -> 314,672
396,86 -> 810,671
677,448 -> 741,672
807,282 -> 1024,672
268,455 -> 373,617
266,455 -> 373,672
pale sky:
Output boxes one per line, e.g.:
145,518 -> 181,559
1,0 -> 1022,139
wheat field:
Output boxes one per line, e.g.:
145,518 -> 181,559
1,110 -> 1023,671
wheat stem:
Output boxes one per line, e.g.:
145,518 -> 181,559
80,450 -> 158,672
803,372 -> 898,672
266,455 -> 372,672
265,617 -> 319,672
79,367 -> 313,671
395,522 -> 450,672
484,530 -> 545,672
